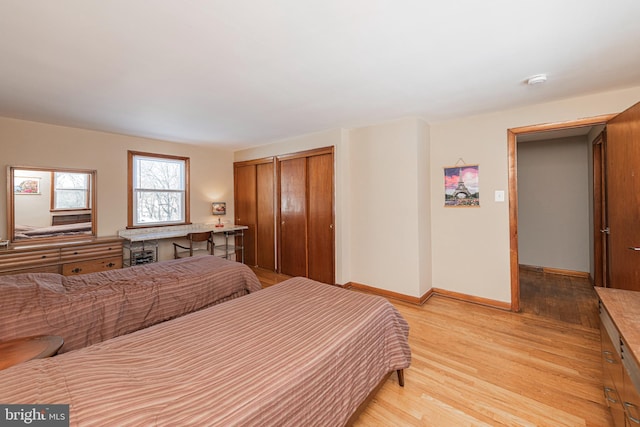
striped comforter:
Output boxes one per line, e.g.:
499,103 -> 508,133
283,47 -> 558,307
0,256 -> 261,353
0,277 -> 411,426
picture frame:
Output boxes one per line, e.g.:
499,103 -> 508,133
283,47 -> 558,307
14,177 -> 41,195
444,165 -> 479,207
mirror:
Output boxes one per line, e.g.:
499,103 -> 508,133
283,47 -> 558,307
7,166 -> 97,243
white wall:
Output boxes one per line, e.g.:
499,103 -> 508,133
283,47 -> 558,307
517,136 -> 590,272
0,117 -> 234,260
430,85 -> 640,303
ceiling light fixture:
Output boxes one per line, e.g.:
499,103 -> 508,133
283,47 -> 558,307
526,74 -> 548,85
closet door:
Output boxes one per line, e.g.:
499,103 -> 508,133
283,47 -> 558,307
234,164 -> 257,266
606,101 -> 640,290
256,162 -> 275,270
592,132 -> 608,288
307,153 -> 334,284
279,157 -> 308,277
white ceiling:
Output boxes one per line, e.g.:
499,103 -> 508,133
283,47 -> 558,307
1,0 -> 640,150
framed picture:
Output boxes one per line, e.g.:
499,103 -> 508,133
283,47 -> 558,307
14,177 -> 41,195
444,165 -> 479,207
212,202 -> 226,215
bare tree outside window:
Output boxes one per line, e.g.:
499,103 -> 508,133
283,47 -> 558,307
53,172 -> 90,210
128,151 -> 190,227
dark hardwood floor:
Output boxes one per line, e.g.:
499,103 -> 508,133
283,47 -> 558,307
519,267 -> 600,329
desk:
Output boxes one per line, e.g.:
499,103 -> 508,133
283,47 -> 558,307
0,335 -> 64,370
119,224 -> 247,265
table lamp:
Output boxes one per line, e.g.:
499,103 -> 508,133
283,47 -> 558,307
212,202 -> 226,227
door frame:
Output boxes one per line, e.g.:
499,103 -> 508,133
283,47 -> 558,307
507,114 -> 616,312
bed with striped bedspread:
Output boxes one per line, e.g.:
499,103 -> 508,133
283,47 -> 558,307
0,277 -> 411,426
0,255 -> 261,353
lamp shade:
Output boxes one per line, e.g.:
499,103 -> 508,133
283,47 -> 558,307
212,202 -> 226,215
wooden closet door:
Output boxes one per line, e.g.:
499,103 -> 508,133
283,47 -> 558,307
307,153 -> 334,284
234,164 -> 257,266
256,162 -> 275,270
606,101 -> 640,290
279,157 -> 307,277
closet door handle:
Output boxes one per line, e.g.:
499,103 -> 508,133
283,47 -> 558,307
629,247 -> 640,251
600,227 -> 610,234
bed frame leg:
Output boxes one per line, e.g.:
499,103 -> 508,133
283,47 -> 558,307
397,369 -> 404,387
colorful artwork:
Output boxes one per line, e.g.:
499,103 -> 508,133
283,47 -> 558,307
444,165 -> 479,207
14,177 -> 41,195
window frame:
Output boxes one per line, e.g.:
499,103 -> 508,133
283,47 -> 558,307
127,150 -> 191,228
50,171 -> 92,212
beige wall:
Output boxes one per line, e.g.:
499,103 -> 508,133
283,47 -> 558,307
236,85 -> 640,302
348,118 -> 432,296
235,117 -> 432,296
517,136 -> 590,272
0,117 -> 234,260
430,85 -> 640,303
3,85 -> 640,302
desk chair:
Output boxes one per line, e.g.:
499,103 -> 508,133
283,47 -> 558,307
173,231 -> 214,259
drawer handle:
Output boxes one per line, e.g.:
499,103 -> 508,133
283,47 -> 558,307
604,387 -> 619,403
72,268 -> 82,273
625,402 -> 640,424
73,251 -> 78,255
41,255 -> 47,259
106,263 -> 116,268
603,351 -> 617,364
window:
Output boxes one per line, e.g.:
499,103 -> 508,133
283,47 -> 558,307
52,172 -> 91,210
128,151 -> 190,227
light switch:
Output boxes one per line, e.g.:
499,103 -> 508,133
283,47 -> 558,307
494,190 -> 505,202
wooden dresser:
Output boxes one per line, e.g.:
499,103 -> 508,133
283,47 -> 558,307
0,237 -> 123,276
596,287 -> 640,427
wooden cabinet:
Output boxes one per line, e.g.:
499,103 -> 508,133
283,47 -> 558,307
598,288 -> 640,427
306,151 -> 334,285
0,237 -> 123,276
278,148 -> 335,284
234,147 -> 335,284
279,156 -> 308,277
622,339 -> 640,426
256,162 -> 276,269
600,305 -> 627,426
234,158 -> 275,270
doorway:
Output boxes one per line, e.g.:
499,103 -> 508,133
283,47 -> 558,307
507,114 -> 616,312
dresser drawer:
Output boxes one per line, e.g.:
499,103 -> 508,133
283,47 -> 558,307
0,264 -> 61,276
60,242 -> 123,262
62,256 -> 122,276
0,249 -> 60,273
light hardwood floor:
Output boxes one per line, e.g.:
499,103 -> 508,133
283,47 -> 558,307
251,268 -> 612,426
